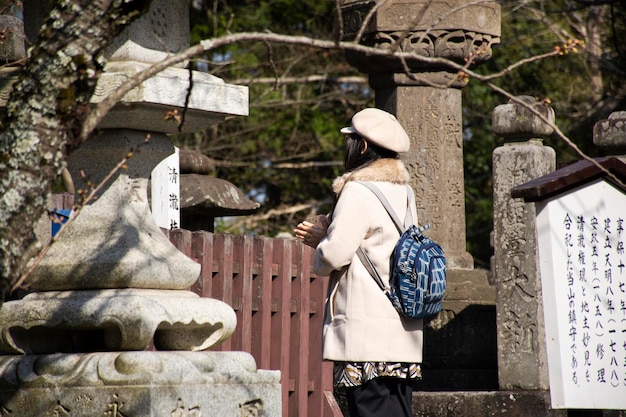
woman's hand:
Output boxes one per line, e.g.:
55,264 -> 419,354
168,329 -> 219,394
294,215 -> 328,248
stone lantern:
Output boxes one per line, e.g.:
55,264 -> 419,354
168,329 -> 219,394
0,2 -> 281,415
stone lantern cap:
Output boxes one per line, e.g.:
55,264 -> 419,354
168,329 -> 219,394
511,156 -> 626,202
181,174 -> 260,217
178,149 -> 260,217
92,63 -> 249,134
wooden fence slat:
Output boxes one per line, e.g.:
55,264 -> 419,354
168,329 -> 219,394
288,242 -> 301,417
231,235 -> 253,353
167,229 -> 192,261
230,235 -> 243,351
298,241 -> 312,417
252,237 -> 274,370
272,238 -> 292,417
310,266 -> 336,417
213,234 -> 234,352
324,391 -> 345,417
191,231 -> 213,297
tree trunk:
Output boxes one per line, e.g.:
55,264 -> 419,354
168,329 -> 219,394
0,0 -> 151,300
585,5 -> 606,102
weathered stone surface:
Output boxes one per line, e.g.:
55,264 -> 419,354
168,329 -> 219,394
341,0 -> 501,36
0,289 -> 236,353
181,174 -> 260,216
386,86 -> 474,269
0,67 -> 19,111
342,0 -> 501,73
179,148 -> 215,175
411,390 -> 567,417
492,98 -> 556,390
442,268 -> 495,304
593,111 -> 626,151
0,15 -> 25,63
28,130 -> 201,291
0,351 -> 281,417
93,62 -> 249,134
104,0 -> 190,67
492,96 -> 555,139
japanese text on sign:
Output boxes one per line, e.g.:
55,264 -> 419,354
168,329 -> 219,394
537,179 -> 626,409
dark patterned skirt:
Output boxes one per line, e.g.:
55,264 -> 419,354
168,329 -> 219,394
333,361 -> 422,387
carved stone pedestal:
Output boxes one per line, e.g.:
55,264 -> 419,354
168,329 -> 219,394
0,352 -> 280,416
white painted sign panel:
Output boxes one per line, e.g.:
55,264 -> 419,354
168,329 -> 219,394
151,147 -> 180,230
536,178 -> 626,409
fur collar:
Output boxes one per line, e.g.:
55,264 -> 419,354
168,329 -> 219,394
332,158 -> 410,194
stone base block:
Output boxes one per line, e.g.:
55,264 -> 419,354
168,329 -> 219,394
0,351 -> 281,416
412,390 -> 567,417
418,268 -> 498,390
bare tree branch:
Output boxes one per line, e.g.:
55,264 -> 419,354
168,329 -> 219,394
231,75 -> 367,85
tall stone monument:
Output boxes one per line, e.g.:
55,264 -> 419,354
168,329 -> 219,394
491,96 -> 555,390
0,2 -> 281,415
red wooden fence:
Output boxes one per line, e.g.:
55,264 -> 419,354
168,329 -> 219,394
164,229 -> 344,417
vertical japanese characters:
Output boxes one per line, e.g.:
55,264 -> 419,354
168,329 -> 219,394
562,212 -> 625,389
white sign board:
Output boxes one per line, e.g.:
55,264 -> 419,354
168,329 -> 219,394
151,147 -> 180,230
536,178 -> 626,409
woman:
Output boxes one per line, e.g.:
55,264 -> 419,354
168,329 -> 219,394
294,108 -> 422,417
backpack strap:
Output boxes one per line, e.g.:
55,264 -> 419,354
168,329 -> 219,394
353,181 -> 415,293
354,181 -> 413,232
356,247 -> 387,291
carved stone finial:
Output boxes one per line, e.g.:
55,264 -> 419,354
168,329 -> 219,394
593,111 -> 626,152
492,96 -> 555,140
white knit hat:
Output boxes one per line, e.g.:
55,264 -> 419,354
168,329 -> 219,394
340,108 -> 410,153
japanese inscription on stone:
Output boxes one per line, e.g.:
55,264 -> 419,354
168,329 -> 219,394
536,179 -> 626,409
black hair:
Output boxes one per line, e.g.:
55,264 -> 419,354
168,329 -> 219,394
343,133 -> 398,172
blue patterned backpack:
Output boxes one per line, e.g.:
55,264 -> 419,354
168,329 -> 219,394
355,182 -> 447,319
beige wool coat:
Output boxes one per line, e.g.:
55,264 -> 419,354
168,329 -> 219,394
313,158 -> 423,363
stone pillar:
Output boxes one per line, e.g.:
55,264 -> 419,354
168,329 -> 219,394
0,2 -> 280,416
340,0 -> 501,269
492,96 -> 555,389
